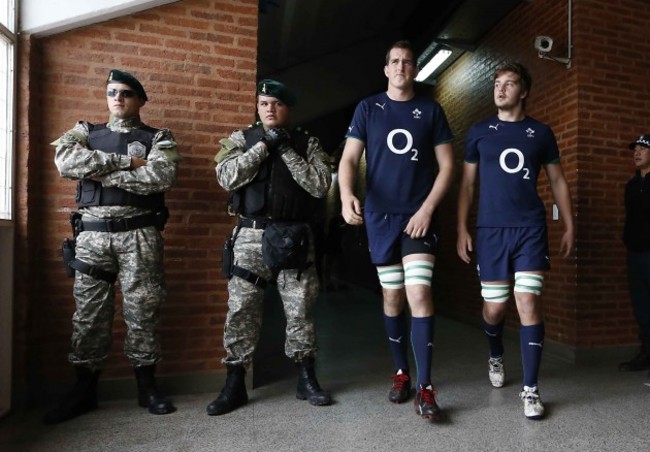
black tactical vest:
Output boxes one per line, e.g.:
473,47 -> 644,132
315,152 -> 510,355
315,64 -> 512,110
76,123 -> 165,210
231,125 -> 316,221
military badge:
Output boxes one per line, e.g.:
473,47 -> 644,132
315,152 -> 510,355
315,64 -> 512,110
127,141 -> 147,158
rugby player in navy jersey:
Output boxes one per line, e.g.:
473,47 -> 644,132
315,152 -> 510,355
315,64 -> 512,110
339,40 -> 454,423
457,62 -> 574,420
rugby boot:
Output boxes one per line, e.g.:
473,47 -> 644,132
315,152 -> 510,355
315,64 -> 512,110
43,366 -> 100,424
388,369 -> 411,403
414,384 -> 441,422
296,357 -> 332,406
134,365 -> 176,415
206,364 -> 248,415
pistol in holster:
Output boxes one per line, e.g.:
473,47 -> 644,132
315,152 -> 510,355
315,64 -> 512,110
61,211 -> 82,278
221,234 -> 234,278
154,207 -> 170,231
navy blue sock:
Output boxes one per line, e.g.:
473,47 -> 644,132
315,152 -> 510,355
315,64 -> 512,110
482,317 -> 505,358
520,323 -> 545,388
384,311 -> 409,373
411,315 -> 435,388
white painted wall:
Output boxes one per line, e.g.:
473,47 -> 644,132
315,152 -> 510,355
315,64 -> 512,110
20,0 -> 179,36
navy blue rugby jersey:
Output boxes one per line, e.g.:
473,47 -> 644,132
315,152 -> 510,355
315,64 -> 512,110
464,115 -> 560,227
346,92 -> 453,214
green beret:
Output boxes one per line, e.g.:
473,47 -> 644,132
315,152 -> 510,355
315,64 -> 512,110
106,69 -> 148,102
257,79 -> 296,106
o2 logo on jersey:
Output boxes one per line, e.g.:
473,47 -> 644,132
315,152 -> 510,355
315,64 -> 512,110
499,148 -> 530,179
387,129 -> 418,161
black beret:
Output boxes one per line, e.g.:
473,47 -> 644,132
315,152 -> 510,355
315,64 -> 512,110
257,79 -> 296,106
106,69 -> 148,102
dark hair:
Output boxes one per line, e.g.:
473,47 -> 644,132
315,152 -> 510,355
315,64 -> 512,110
385,40 -> 414,65
494,62 -> 532,94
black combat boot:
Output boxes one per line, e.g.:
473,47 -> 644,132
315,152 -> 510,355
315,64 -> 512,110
43,366 -> 100,424
619,350 -> 650,371
619,335 -> 650,371
206,364 -> 248,415
134,365 -> 176,415
296,357 -> 332,406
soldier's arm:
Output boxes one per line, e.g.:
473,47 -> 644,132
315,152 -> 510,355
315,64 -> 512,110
279,136 -> 332,198
215,130 -> 269,191
100,129 -> 180,195
53,121 -> 132,179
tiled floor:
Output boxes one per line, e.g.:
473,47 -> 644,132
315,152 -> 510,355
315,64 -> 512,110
1,286 -> 649,451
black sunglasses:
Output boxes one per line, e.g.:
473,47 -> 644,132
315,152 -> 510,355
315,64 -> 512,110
106,88 -> 136,98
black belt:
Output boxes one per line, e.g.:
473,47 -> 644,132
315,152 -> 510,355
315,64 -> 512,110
238,217 -> 270,230
81,212 -> 158,233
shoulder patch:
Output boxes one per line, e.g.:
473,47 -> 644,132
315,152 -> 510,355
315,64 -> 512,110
214,138 -> 239,163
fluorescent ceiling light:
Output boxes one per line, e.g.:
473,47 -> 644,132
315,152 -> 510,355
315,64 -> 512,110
415,48 -> 452,82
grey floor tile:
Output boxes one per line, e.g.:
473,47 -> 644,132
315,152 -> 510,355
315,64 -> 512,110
1,286 -> 649,452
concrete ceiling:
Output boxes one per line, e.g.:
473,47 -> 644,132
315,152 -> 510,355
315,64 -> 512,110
257,0 -> 525,126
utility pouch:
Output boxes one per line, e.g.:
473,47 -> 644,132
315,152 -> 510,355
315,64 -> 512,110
62,238 -> 76,277
262,222 -> 310,272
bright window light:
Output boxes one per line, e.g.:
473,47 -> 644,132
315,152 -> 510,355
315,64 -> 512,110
0,0 -> 16,221
415,48 -> 452,82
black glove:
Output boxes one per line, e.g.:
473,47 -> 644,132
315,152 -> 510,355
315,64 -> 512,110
261,128 -> 289,151
276,141 -> 293,156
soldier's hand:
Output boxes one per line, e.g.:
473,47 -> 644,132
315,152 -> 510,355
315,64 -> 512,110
262,128 -> 289,150
130,156 -> 147,170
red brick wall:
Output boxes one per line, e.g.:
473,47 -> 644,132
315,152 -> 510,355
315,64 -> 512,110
572,0 -> 650,346
15,0 -> 258,387
434,0 -> 650,349
15,0 -> 650,394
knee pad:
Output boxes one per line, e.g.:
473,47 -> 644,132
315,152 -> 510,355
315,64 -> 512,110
481,283 -> 510,303
377,264 -> 404,289
514,272 -> 544,296
404,260 -> 434,287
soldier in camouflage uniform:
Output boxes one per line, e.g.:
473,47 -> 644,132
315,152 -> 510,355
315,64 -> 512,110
44,69 -> 180,424
206,79 -> 332,415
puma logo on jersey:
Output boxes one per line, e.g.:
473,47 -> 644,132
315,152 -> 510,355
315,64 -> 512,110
489,124 -> 500,130
375,103 -> 386,110
389,336 -> 402,344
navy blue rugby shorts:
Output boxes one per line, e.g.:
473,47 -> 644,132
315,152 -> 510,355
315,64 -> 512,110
365,211 -> 438,266
475,226 -> 550,281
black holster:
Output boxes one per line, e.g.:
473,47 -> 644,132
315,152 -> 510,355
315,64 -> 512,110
62,211 -> 83,277
62,238 -> 76,278
154,207 -> 170,231
221,234 -> 234,278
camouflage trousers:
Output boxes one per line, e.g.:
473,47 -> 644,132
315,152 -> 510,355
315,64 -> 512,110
69,226 -> 166,369
223,225 -> 320,367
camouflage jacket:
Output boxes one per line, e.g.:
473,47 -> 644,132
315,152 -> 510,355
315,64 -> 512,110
53,115 -> 180,218
214,127 -> 331,199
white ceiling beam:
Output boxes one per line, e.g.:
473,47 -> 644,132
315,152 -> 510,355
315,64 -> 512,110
20,0 -> 179,37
